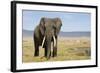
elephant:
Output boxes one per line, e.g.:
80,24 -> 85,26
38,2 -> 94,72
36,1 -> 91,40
33,17 -> 62,59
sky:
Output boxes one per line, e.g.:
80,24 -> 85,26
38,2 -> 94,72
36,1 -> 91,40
22,10 -> 91,32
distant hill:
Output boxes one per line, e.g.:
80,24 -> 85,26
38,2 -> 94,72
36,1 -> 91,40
59,31 -> 90,37
23,30 -> 90,37
23,30 -> 33,37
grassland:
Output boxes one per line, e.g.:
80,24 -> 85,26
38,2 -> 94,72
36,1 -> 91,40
22,37 -> 91,63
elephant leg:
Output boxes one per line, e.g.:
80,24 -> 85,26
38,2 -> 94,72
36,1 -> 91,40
34,41 -> 39,56
52,39 -> 57,57
53,47 -> 57,57
44,46 -> 47,57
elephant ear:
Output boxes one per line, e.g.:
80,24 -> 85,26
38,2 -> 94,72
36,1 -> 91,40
39,17 -> 45,35
54,18 -> 62,35
55,18 -> 62,26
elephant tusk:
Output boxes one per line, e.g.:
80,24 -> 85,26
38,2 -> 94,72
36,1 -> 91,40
41,37 -> 46,48
53,36 -> 56,47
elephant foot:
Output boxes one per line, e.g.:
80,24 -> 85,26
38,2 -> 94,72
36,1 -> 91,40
52,53 -> 57,57
34,54 -> 39,57
52,55 -> 57,57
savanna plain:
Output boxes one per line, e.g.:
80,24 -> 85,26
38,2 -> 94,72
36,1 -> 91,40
22,36 -> 91,63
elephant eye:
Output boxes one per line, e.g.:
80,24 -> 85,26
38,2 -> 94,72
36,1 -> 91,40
61,23 -> 62,26
53,25 -> 56,29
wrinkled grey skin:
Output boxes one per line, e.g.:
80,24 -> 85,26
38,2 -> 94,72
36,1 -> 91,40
34,17 -> 62,59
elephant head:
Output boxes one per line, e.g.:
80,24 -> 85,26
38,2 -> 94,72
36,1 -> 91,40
39,18 -> 55,47
39,17 -> 62,47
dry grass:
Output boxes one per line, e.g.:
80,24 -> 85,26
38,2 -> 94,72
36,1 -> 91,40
22,37 -> 91,63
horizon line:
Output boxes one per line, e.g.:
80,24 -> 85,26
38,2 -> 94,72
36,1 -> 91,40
23,29 -> 90,32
